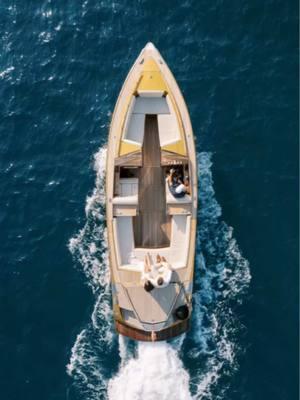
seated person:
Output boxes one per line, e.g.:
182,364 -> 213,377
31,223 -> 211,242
157,256 -> 173,288
142,254 -> 172,290
155,255 -> 173,273
142,254 -> 154,292
160,255 -> 173,271
167,169 -> 190,198
153,254 -> 167,274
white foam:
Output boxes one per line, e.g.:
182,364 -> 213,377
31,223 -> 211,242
118,335 -> 130,368
68,146 -> 109,292
108,342 -> 192,400
67,146 -> 114,398
66,328 -> 108,399
0,66 -> 14,79
186,152 -> 251,399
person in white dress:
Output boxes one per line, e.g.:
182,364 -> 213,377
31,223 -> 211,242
142,254 -> 173,290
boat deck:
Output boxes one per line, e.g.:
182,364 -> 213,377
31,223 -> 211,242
134,115 -> 171,247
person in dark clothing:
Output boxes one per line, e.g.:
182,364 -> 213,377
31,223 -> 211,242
144,280 -> 155,292
167,169 -> 190,198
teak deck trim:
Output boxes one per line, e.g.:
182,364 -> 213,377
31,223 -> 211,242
115,318 -> 190,342
134,114 -> 170,247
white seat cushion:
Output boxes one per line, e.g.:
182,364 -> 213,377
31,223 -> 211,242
124,113 -> 145,144
166,193 -> 192,204
158,114 -> 180,146
113,217 -> 135,267
133,248 -> 171,263
138,90 -> 164,97
169,215 -> 191,269
112,195 -> 138,205
134,97 -> 170,114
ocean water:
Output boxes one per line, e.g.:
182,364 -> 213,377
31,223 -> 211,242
0,1 -> 298,400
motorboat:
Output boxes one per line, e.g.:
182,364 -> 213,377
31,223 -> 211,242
106,42 -> 197,341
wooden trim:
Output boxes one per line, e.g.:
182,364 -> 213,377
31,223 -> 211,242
115,151 -> 142,167
113,205 -> 137,217
161,150 -> 189,166
167,203 -> 192,215
115,318 -> 190,342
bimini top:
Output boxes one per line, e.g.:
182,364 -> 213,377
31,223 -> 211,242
106,42 -> 197,341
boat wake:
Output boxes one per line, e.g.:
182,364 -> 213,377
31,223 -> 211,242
67,146 -> 115,400
108,337 -> 191,400
67,146 -> 251,399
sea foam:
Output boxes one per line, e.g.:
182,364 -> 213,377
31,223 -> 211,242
108,341 -> 192,400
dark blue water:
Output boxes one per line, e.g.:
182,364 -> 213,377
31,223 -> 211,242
0,1 -> 298,399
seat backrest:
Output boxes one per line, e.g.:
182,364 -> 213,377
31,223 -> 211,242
119,178 -> 138,196
134,97 -> 170,114
170,215 -> 191,268
157,95 -> 180,146
113,217 -> 135,266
